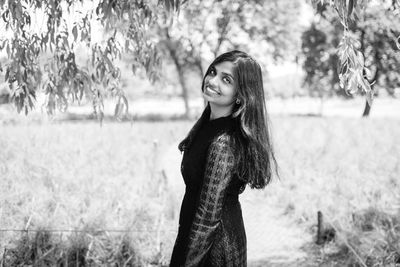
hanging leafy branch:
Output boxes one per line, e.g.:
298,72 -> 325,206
311,0 -> 400,106
0,0 -> 180,119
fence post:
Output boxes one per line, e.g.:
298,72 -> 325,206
316,211 -> 335,245
1,247 -> 6,267
316,211 -> 324,245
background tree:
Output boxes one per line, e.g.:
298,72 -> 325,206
301,20 -> 343,115
2,0 -> 398,118
157,0 -> 302,117
303,1 -> 400,116
0,0 -> 180,119
356,2 -> 400,116
310,0 -> 400,115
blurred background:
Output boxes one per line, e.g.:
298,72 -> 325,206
0,0 -> 399,266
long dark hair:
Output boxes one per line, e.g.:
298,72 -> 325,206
179,50 -> 278,189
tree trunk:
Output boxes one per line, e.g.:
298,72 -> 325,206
359,28 -> 378,118
362,99 -> 371,117
173,59 -> 191,118
319,95 -> 324,116
164,33 -> 191,118
193,59 -> 208,108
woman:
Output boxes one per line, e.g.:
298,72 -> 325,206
170,50 -> 278,267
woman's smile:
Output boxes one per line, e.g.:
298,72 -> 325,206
204,85 -> 221,96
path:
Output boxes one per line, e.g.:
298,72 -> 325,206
159,142 -> 312,266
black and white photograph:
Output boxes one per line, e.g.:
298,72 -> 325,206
0,0 -> 399,266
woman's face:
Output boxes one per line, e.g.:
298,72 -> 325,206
202,61 -> 237,108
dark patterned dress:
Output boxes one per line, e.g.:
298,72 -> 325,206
170,115 -> 247,267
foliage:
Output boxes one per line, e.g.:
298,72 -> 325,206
301,21 -> 344,98
357,3 -> 400,96
0,0 -> 180,119
1,0 -> 301,118
304,1 -> 400,102
1,0 -> 399,118
161,0 -> 302,76
310,0 -> 400,105
1,114 -> 400,264
2,229 -> 143,266
156,0 -> 302,117
313,208 -> 400,267
348,208 -> 400,266
0,120 -> 183,264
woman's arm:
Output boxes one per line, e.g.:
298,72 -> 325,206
183,134 -> 235,266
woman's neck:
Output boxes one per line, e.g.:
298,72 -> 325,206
209,103 -> 233,120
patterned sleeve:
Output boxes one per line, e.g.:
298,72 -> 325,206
183,134 -> 235,266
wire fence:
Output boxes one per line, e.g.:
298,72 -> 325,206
0,198 -> 311,266
0,228 -> 176,233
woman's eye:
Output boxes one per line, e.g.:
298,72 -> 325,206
210,69 -> 216,75
223,77 -> 231,84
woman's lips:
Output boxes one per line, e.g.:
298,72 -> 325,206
205,85 -> 221,95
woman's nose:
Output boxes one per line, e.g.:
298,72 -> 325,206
208,75 -> 218,87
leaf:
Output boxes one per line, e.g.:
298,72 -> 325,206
6,43 -> 10,57
359,73 -> 371,93
100,68 -> 105,80
347,0 -> 353,17
5,67 -> 9,81
165,0 -> 171,12
364,67 -> 372,81
175,0 -> 180,12
340,61 -> 348,75
63,36 -> 69,50
347,71 -> 358,94
2,9 -> 9,23
356,51 -> 364,67
104,55 -> 113,70
25,12 -> 31,26
72,25 -> 78,42
125,39 -> 130,52
92,49 -> 95,65
0,39 -> 6,49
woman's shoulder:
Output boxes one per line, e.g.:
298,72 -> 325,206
208,132 -> 235,154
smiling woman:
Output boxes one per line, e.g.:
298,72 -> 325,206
202,61 -> 238,119
170,50 -> 278,267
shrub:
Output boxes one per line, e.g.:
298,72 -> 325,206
317,207 -> 400,267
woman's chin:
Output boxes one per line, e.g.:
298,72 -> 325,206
202,92 -> 214,102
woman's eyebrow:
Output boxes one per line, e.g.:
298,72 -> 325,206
221,72 -> 234,79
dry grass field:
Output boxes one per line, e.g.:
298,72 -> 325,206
0,113 -> 399,266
